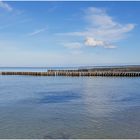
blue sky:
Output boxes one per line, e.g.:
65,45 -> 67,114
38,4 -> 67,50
0,1 -> 140,67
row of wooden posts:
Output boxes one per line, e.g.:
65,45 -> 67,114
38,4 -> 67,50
0,71 -> 140,77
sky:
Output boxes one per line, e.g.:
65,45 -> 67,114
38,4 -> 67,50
0,1 -> 140,67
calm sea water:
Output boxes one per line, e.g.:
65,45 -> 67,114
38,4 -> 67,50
0,67 -> 48,72
0,75 -> 140,138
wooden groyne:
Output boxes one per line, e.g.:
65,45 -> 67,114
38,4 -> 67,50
0,71 -> 140,77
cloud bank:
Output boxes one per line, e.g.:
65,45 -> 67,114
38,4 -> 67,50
58,7 -> 135,49
84,7 -> 135,45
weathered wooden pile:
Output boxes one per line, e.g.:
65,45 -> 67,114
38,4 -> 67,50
0,70 -> 140,77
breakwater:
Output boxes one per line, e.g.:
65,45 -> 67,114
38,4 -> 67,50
0,71 -> 140,77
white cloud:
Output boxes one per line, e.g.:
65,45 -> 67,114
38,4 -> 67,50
57,7 -> 135,49
28,28 -> 47,36
84,37 -> 116,48
85,37 -> 104,47
0,1 -> 13,12
85,7 -> 116,28
84,7 -> 135,42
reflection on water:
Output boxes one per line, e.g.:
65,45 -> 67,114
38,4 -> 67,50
0,76 -> 140,138
38,91 -> 81,104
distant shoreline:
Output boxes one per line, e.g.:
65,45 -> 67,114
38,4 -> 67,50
0,65 -> 140,71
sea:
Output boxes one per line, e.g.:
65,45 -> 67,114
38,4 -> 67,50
0,67 -> 140,138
